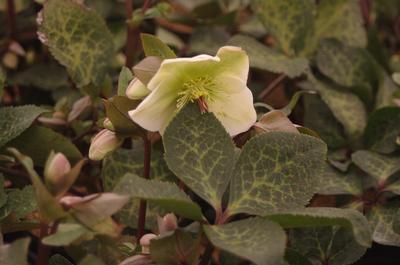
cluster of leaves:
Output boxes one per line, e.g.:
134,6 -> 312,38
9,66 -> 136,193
0,0 -> 400,265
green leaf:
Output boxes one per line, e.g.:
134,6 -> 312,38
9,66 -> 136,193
103,96 -> 140,135
6,186 -> 37,219
189,27 -> 229,55
364,107 -> 400,154
9,63 -> 69,91
117,67 -> 133,96
352,150 -> 400,183
0,238 -> 30,265
4,125 -> 82,166
307,0 -> 366,53
228,132 -> 327,216
8,148 -> 67,222
0,105 -> 47,148
368,204 -> 400,246
251,0 -> 314,55
38,0 -> 114,88
375,71 -> 399,109
150,229 -> 201,265
114,174 -> 203,221
140,33 -> 176,59
285,249 -> 313,265
265,207 -> 372,247
164,104 -> 236,210
204,217 -> 286,265
316,40 -> 376,103
290,226 -> 366,265
309,79 -> 367,145
43,223 -> 91,246
303,94 -> 347,149
317,164 -> 362,195
101,148 -> 175,228
49,254 -> 74,265
227,35 -> 308,78
78,255 -> 105,265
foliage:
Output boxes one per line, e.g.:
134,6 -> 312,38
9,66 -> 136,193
0,0 -> 400,264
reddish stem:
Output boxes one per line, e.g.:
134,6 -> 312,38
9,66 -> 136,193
36,222 -> 50,265
136,136 -> 152,242
6,0 -> 16,38
125,0 -> 136,68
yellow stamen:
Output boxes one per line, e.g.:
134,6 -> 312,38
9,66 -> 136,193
176,76 -> 216,110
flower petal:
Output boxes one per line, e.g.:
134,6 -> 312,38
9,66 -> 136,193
147,55 -> 220,91
208,86 -> 256,136
216,46 -> 249,83
125,78 -> 151,99
128,80 -> 178,133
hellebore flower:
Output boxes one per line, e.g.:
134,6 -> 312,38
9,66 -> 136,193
125,77 -> 151,100
44,152 -> 71,187
88,129 -> 123,161
128,46 -> 257,136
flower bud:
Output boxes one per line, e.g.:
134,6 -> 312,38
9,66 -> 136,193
44,152 -> 71,190
103,118 -> 115,131
139,233 -> 157,254
125,78 -> 151,100
157,213 -> 178,235
88,129 -> 123,161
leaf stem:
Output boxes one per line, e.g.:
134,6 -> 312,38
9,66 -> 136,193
199,243 -> 214,265
136,135 -> 151,243
125,0 -> 136,68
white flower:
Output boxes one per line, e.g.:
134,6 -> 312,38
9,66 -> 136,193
128,46 -> 257,136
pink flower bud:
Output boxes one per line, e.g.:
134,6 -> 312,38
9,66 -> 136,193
88,129 -> 123,161
140,233 -> 157,254
44,152 -> 71,189
157,213 -> 178,235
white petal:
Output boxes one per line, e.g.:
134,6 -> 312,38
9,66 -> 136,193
208,86 -> 256,136
216,46 -> 249,83
125,78 -> 151,99
128,81 -> 178,133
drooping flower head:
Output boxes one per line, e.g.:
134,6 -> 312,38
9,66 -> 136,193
128,46 -> 257,136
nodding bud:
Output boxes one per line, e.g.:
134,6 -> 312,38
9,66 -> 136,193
125,78 -> 150,100
157,213 -> 178,235
88,129 -> 123,161
103,118 -> 115,131
140,233 -> 157,254
44,152 -> 71,189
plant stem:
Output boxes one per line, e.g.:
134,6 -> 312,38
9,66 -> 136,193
258,73 -> 286,100
136,135 -> 151,242
125,0 -> 136,68
36,222 -> 50,265
199,243 -> 214,265
6,0 -> 16,38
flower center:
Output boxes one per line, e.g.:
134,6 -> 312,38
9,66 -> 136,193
176,76 -> 216,110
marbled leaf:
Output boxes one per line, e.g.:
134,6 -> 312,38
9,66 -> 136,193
228,132 -> 327,216
0,105 -> 46,148
164,104 -> 236,210
228,35 -> 308,78
38,0 -> 114,88
352,150 -> 400,183
114,174 -> 203,221
368,204 -> 400,246
204,217 -> 286,265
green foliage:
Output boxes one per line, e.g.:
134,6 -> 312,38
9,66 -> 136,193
38,0 -> 114,88
114,174 -> 203,220
228,35 -> 308,78
141,33 -> 177,59
204,218 -> 286,265
0,238 -> 30,265
164,104 -> 236,209
0,105 -> 47,148
228,132 -> 327,216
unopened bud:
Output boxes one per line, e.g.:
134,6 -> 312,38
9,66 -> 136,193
2,52 -> 18,69
44,152 -> 71,190
88,129 -> 123,161
157,213 -> 178,235
125,78 -> 150,100
103,118 -> 115,131
140,233 -> 157,254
